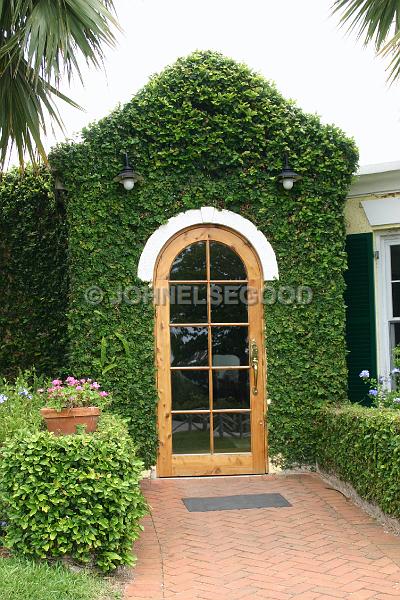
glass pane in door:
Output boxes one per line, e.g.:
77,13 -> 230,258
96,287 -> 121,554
213,413 -> 251,453
170,240 -> 252,455
172,414 -> 210,454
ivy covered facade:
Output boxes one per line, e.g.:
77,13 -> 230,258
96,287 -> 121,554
0,52 -> 358,470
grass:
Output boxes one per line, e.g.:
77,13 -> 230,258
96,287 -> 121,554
0,558 -> 121,600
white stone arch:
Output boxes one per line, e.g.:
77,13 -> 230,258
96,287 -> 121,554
137,206 -> 279,281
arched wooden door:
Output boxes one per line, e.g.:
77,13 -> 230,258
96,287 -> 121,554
154,226 -> 267,477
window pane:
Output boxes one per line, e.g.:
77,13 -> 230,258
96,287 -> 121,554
172,414 -> 210,454
213,370 -> 250,409
171,370 -> 209,411
210,242 -> 247,280
392,282 -> 400,317
170,284 -> 208,323
170,327 -> 208,366
210,284 -> 248,323
212,326 -> 249,366
391,245 -> 400,281
213,413 -> 251,453
170,242 -> 206,280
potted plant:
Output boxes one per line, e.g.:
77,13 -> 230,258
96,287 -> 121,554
40,377 -> 109,435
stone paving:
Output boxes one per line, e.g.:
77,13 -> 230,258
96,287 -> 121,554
124,473 -> 400,600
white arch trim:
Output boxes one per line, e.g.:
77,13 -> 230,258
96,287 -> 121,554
137,206 -> 279,282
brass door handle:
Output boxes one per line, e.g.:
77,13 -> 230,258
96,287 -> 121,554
250,339 -> 259,395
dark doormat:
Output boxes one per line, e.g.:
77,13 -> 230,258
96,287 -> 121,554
182,493 -> 292,512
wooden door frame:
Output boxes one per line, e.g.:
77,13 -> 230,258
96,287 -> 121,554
153,225 -> 267,477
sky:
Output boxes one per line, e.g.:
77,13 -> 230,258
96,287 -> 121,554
35,0 -> 400,167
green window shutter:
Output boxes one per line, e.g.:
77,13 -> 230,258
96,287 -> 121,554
345,233 -> 377,403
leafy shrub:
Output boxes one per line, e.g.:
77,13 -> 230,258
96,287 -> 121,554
0,414 -> 147,571
318,404 -> 400,517
48,50 -> 358,468
359,346 -> 400,409
0,370 -> 45,446
0,166 -> 68,379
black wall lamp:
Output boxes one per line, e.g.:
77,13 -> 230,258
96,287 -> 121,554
115,152 -> 140,191
278,154 -> 301,190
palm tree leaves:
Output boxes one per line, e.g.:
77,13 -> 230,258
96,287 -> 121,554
0,53 -> 80,168
333,0 -> 400,82
0,0 -> 119,169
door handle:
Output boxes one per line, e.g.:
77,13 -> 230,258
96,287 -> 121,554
250,339 -> 259,395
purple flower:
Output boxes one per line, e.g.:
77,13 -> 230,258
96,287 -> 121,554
0,394 -> 7,404
65,376 -> 77,385
359,370 -> 370,379
368,389 -> 378,397
52,379 -> 62,387
18,388 -> 32,399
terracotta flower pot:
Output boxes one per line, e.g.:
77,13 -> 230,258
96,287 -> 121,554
40,406 -> 101,436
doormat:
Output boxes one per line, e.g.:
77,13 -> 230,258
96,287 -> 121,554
182,493 -> 292,512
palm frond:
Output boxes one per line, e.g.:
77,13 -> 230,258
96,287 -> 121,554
0,53 -> 81,169
333,0 -> 400,50
380,29 -> 400,82
0,0 -> 120,169
333,0 -> 400,82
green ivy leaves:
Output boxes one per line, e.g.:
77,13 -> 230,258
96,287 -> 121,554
2,51 -> 358,468
318,405 -> 400,517
0,414 -> 147,571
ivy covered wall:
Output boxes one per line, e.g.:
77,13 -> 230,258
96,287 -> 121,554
0,168 -> 68,378
46,51 -> 358,468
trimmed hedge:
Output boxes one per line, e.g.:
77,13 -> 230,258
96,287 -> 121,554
48,50 -> 358,468
0,415 -> 147,571
0,51 -> 358,468
0,167 -> 68,378
318,405 -> 400,518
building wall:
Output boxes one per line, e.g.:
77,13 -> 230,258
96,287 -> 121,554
345,166 -> 400,399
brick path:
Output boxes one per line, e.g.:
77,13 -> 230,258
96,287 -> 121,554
124,473 -> 400,600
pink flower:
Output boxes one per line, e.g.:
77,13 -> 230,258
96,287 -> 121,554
52,379 -> 62,386
80,379 -> 86,384
91,382 -> 100,389
87,379 -> 92,383
75,386 -> 83,391
65,376 -> 77,385
99,391 -> 108,397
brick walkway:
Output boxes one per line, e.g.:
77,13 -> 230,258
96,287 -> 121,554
124,473 -> 400,600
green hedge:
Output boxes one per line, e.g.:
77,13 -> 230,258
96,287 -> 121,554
318,405 -> 400,517
0,415 -> 147,571
0,167 -> 68,378
49,50 -> 358,468
1,51 -> 358,468
0,370 -> 46,446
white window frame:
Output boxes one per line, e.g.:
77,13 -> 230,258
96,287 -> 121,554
376,231 -> 400,379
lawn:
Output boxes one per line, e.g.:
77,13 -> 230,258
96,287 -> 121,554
0,558 -> 121,600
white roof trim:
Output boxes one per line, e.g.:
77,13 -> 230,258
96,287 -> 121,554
348,160 -> 400,198
357,161 -> 400,176
137,207 -> 279,282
